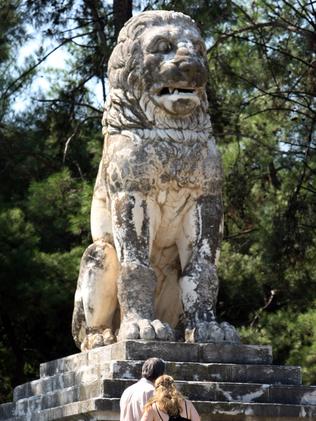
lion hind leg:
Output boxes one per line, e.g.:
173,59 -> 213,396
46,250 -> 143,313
72,239 -> 119,350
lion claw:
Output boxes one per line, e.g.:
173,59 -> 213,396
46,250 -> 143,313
118,318 -> 175,342
185,321 -> 240,343
80,328 -> 116,351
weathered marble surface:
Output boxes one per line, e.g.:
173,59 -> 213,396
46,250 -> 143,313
72,10 -> 239,351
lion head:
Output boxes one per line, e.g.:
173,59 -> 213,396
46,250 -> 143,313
103,11 -> 212,133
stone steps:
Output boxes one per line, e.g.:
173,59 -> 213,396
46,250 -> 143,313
39,341 -> 273,377
1,340 -> 315,420
7,377 -> 316,416
193,400 -> 316,420
3,398 -> 119,421
0,403 -> 15,420
102,379 -> 316,406
111,360 -> 301,384
13,360 -> 302,401
13,365 -> 107,402
3,398 -> 316,421
12,381 -> 99,416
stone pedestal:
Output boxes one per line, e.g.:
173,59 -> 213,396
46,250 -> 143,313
1,340 -> 316,421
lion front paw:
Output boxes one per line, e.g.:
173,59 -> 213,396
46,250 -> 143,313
81,328 -> 116,352
185,321 -> 240,343
117,318 -> 175,342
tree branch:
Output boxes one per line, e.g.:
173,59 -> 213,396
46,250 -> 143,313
250,289 -> 277,328
34,98 -> 103,114
3,31 -> 94,100
84,0 -> 109,102
63,116 -> 96,163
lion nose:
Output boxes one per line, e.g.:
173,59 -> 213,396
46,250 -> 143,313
179,60 -> 199,78
177,46 -> 191,56
178,59 -> 208,85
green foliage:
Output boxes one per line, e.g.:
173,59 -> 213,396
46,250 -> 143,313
0,206 -> 82,401
27,170 -> 91,251
240,308 -> 316,384
0,0 -> 28,118
0,0 -> 102,399
218,241 -> 266,323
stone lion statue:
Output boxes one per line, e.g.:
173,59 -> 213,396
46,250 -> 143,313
72,10 -> 239,351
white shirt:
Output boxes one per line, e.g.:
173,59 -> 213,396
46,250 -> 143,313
120,378 -> 154,421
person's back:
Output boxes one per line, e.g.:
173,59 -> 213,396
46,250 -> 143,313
141,375 -> 200,421
120,358 -> 165,421
120,377 -> 156,421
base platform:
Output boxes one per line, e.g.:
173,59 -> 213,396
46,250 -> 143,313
1,340 -> 316,421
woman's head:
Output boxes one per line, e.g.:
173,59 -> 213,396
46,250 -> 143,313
145,375 -> 184,416
155,375 -> 177,393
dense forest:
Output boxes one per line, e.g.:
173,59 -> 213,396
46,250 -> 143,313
0,0 -> 315,402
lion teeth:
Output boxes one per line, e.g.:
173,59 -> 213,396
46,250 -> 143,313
167,88 -> 180,95
160,87 -> 197,97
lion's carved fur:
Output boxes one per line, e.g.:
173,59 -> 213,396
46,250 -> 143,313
72,10 -> 239,351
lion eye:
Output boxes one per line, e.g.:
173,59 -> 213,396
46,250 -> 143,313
156,40 -> 173,53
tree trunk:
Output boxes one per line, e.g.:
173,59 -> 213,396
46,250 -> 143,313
113,0 -> 132,39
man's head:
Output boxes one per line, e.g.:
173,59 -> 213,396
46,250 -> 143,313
141,357 -> 165,382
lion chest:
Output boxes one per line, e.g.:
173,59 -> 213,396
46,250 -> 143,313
105,132 -> 221,194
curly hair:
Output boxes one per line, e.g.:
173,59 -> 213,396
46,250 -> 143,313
144,375 -> 185,417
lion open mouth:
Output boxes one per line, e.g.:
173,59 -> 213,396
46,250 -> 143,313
154,86 -> 201,115
158,87 -> 197,96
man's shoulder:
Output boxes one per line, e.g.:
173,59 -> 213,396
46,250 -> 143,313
132,378 -> 154,394
139,378 -> 154,388
120,381 -> 138,398
121,379 -> 153,397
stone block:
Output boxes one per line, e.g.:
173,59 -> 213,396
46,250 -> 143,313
109,360 -> 301,385
14,388 -> 79,417
101,379 -> 316,406
13,381 -> 104,417
0,403 -> 15,420
14,398 -> 120,421
193,400 -> 316,420
26,398 -> 315,421
200,342 -> 272,364
178,382 -> 316,406
38,341 -> 273,380
14,363 -> 113,401
13,372 -> 76,402
111,341 -> 273,364
110,341 -> 200,362
39,346 -> 113,378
